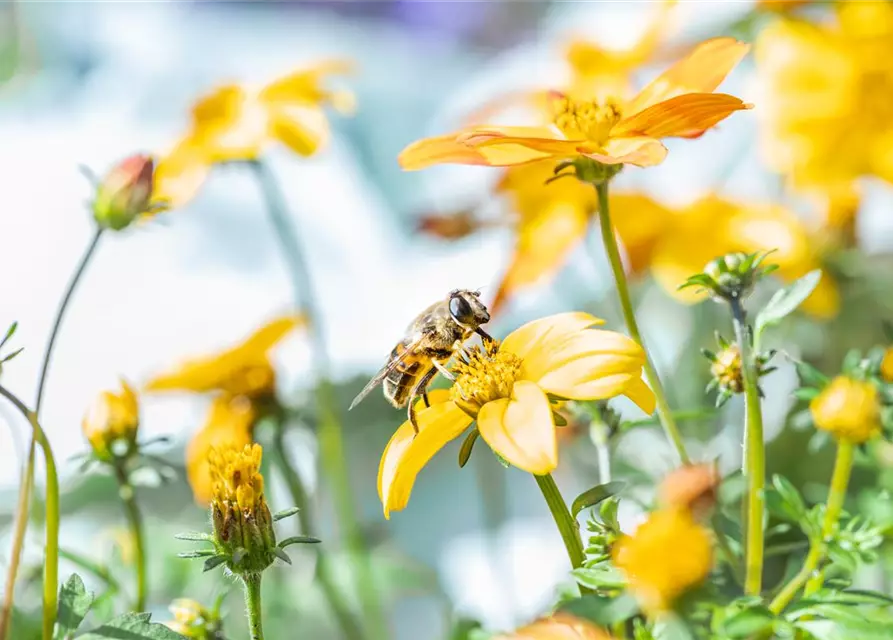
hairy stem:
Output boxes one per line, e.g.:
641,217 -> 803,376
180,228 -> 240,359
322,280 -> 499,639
249,159 -> 386,639
730,297 -> 765,595
595,182 -> 689,464
113,463 -> 147,611
243,573 -> 265,640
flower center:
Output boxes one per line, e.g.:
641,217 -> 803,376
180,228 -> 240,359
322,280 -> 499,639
552,95 -> 622,144
450,341 -> 522,416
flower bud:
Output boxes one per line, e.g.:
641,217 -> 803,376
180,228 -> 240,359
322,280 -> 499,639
710,345 -> 744,394
810,376 -> 881,444
82,380 -> 140,462
165,598 -> 223,639
92,154 -> 159,231
680,251 -> 777,303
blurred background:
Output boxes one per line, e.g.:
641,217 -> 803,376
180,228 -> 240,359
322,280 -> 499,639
2,1 -> 893,639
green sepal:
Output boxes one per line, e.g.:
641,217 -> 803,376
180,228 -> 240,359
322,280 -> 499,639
279,536 -> 321,548
272,507 -> 301,522
458,428 -> 480,468
202,556 -> 227,573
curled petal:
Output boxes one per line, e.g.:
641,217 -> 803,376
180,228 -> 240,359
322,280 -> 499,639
460,126 -> 582,166
268,104 -> 331,157
613,93 -> 752,139
625,37 -> 750,115
378,391 -> 473,518
501,312 -> 605,362
477,381 -> 557,474
398,133 -> 496,170
584,136 -> 668,167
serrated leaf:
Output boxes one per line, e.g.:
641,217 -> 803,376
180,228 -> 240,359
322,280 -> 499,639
559,593 -> 639,625
458,429 -> 480,468
272,507 -> 301,522
55,573 -> 94,639
79,612 -> 188,639
755,270 -> 822,337
202,555 -> 227,573
571,481 -> 626,518
721,606 -> 776,638
279,535 -> 321,548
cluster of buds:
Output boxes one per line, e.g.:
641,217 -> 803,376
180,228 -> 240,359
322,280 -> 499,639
583,496 -> 623,566
549,156 -> 623,187
702,333 -> 776,406
165,598 -> 225,640
680,251 -> 778,303
82,380 -> 141,463
89,154 -> 167,231
177,443 -> 318,578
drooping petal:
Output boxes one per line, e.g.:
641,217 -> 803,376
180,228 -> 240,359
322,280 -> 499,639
492,201 -> 590,315
378,391 -> 473,518
620,377 -> 658,415
500,312 -> 605,362
612,93 -> 752,139
477,380 -> 557,474
625,37 -> 750,116
583,136 -> 668,167
267,104 -> 331,157
398,133 -> 497,170
240,316 -> 304,355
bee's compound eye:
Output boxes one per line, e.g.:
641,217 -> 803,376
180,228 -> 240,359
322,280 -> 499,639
449,295 -> 473,323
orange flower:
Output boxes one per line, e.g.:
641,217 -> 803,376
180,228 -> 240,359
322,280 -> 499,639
494,613 -> 613,640
399,38 -> 751,171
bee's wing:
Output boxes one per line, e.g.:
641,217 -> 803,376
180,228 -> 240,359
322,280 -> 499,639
348,339 -> 420,411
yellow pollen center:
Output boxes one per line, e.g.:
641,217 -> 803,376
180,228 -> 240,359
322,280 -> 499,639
552,95 -> 622,144
208,443 -> 265,513
450,341 -> 522,415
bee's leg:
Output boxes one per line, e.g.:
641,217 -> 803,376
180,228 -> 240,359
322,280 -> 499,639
475,327 -> 496,350
432,359 -> 455,381
408,367 -> 438,434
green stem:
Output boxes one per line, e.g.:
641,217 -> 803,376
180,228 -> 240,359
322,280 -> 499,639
0,229 -> 102,640
730,298 -> 765,595
591,422 -> 612,485
533,474 -> 587,572
0,386 -> 58,640
595,182 -> 689,464
242,573 -> 265,640
770,440 -> 854,612
112,463 -> 147,611
271,426 -> 365,640
249,159 -> 386,639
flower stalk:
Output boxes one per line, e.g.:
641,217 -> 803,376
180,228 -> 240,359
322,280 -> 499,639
112,462 -> 147,611
729,297 -> 765,595
595,181 -> 689,464
770,440 -> 854,612
248,159 -> 387,639
243,573 -> 265,640
0,385 -> 59,640
533,474 -> 588,576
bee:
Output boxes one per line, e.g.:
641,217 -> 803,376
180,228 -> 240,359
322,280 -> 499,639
349,289 -> 492,432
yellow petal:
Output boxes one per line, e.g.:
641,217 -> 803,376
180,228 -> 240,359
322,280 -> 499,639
620,376 -> 657,415
612,93 -> 752,139
799,275 -> 840,319
625,37 -> 750,115
268,104 -> 330,157
398,133 -> 497,170
241,315 -> 304,354
477,380 -> 557,474
584,136 -> 668,167
609,193 -> 675,276
153,138 -> 212,210
501,312 -> 605,362
461,126 -> 583,163
492,200 -> 590,315
191,85 -> 246,130
259,59 -> 355,106
377,392 -> 472,518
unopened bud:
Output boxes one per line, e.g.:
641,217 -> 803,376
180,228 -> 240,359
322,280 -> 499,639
92,154 -> 158,231
82,380 -> 140,462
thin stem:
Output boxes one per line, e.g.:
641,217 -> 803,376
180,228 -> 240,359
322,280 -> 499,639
112,463 -> 147,611
0,385 -> 58,640
271,426 -> 365,640
591,423 -> 612,485
0,229 -> 103,640
248,159 -> 386,639
533,474 -> 587,573
595,182 -> 689,465
730,297 -> 765,595
770,440 -> 854,612
242,573 -> 265,640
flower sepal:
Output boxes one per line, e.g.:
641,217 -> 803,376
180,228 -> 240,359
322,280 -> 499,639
550,157 -> 623,187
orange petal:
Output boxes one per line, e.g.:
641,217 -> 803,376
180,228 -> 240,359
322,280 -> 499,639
477,380 -> 557,474
494,613 -> 613,640
583,136 -> 668,167
613,93 -> 752,139
377,392 -> 472,518
398,133 -> 495,170
492,201 -> 590,315
625,37 -> 750,115
501,312 -> 605,362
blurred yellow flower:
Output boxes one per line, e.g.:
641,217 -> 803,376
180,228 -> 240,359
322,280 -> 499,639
399,38 -> 750,171
154,60 -> 354,209
378,312 -> 654,518
165,598 -> 222,639
82,379 -> 140,461
810,376 -> 881,444
613,508 -> 713,614
146,315 -> 301,399
756,3 -> 893,214
494,613 -> 613,640
881,348 -> 893,383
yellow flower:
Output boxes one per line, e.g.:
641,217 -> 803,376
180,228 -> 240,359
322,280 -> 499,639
494,613 -> 613,640
209,442 -> 266,513
756,3 -> 893,206
186,396 -> 255,506
146,315 -> 301,399
165,598 -> 221,639
399,38 -> 750,171
810,376 -> 881,444
613,508 -> 713,614
881,348 -> 893,383
82,379 -> 140,461
378,312 -> 655,518
154,60 -> 354,209
711,345 -> 744,394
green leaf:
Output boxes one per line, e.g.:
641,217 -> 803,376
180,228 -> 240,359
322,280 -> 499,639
79,612 -> 188,639
792,387 -> 820,402
721,606 -> 776,638
755,270 -> 822,337
652,614 -> 696,640
273,547 -> 292,565
55,573 -> 93,640
1,347 -> 23,363
0,321 -> 17,348
772,475 -> 807,519
571,566 -> 626,590
272,506 -> 301,522
458,429 -> 480,468
559,593 -> 639,625
572,481 -> 626,518
279,535 -> 321,548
